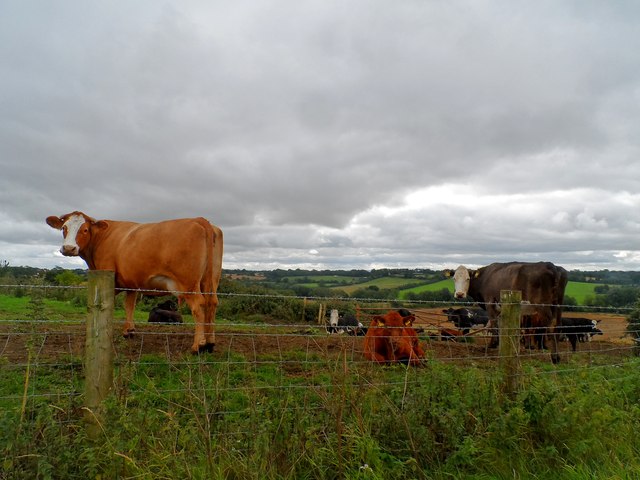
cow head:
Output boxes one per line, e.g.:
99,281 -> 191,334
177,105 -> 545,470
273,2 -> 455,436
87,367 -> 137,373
442,307 -> 473,329
444,265 -> 479,299
46,211 -> 107,257
369,310 -> 422,364
589,320 -> 603,339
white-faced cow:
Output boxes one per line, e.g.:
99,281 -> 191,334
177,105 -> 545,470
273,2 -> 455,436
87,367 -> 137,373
442,307 -> 489,335
444,262 -> 568,364
557,317 -> 603,351
46,211 -> 223,354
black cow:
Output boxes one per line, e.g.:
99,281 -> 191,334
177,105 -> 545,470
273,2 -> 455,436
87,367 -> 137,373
442,307 -> 489,334
148,300 -> 183,324
444,262 -> 568,364
557,317 -> 603,351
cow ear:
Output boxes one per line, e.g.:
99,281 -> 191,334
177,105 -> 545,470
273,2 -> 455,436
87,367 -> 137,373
443,269 -> 452,278
403,314 -> 415,327
93,220 -> 109,230
373,315 -> 385,327
46,216 -> 64,229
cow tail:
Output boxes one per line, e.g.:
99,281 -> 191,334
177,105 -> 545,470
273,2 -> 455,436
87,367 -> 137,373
211,224 -> 223,294
199,219 -> 223,323
551,267 -> 568,328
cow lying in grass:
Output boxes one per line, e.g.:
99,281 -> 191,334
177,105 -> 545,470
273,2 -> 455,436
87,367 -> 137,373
148,300 -> 183,324
327,309 -> 367,336
363,310 -> 424,365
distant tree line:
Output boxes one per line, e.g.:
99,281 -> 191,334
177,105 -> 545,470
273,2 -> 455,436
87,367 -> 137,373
2,264 -> 640,319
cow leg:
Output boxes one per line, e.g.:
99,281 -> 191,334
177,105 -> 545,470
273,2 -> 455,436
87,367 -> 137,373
364,338 -> 391,364
548,329 -> 560,364
369,351 -> 390,364
185,294 -> 209,354
123,291 -> 138,338
203,292 -> 219,348
569,334 -> 578,352
487,318 -> 499,348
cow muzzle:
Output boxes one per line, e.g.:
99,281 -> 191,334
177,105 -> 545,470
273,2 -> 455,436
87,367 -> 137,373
455,291 -> 466,299
60,245 -> 79,256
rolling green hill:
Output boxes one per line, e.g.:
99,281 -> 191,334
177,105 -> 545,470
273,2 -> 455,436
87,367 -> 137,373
398,279 -> 453,299
564,281 -> 601,304
336,277 -> 426,295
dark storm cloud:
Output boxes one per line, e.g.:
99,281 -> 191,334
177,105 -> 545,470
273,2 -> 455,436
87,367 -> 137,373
1,1 -> 640,270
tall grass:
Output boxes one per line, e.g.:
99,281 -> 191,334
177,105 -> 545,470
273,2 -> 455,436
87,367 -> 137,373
2,349 -> 639,479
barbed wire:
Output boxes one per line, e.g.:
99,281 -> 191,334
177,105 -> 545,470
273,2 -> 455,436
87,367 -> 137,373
1,283 -> 637,312
1,282 -> 638,412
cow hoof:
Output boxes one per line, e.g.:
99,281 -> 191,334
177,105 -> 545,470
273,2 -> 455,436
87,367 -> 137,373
123,330 -> 135,339
551,353 -> 561,364
192,343 -> 215,355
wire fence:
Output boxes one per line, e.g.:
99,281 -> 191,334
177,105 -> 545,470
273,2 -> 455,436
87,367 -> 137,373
1,280 -> 639,424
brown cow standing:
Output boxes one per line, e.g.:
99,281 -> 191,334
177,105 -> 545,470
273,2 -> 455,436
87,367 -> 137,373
444,262 -> 568,364
46,211 -> 223,354
363,310 -> 425,365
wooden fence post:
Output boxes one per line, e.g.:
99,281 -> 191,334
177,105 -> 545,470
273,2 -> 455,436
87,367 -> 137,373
499,290 -> 522,398
302,297 -> 307,323
84,270 -> 115,438
318,303 -> 326,325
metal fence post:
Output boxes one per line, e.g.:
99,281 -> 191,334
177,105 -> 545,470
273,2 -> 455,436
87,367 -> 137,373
499,290 -> 522,398
84,270 -> 115,438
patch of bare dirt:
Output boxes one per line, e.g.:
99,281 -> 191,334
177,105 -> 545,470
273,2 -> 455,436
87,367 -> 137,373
0,309 -> 635,366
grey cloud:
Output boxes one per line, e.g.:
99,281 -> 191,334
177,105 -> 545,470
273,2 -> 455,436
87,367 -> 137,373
1,1 -> 640,270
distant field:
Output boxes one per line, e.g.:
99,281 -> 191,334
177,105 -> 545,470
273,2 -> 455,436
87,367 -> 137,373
283,275 -> 363,284
398,279 -> 453,299
564,281 -> 601,304
335,277 -> 426,295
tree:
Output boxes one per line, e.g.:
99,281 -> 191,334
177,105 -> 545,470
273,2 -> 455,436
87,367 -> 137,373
55,270 -> 84,286
627,296 -> 640,339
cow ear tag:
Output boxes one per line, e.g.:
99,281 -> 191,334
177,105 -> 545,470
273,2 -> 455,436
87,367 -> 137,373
403,317 -> 414,327
376,319 -> 386,327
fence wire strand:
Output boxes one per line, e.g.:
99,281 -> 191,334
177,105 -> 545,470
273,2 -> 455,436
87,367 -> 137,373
1,283 -> 639,414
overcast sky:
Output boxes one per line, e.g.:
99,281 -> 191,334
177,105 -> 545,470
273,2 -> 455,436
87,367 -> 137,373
1,1 -> 639,272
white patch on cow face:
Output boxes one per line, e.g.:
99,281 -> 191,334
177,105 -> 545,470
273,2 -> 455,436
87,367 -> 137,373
60,214 -> 85,256
453,265 -> 471,299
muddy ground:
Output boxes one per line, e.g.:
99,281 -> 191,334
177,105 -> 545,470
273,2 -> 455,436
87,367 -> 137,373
1,308 -> 635,366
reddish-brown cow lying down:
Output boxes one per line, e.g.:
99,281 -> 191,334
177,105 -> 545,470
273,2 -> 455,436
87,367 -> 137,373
363,310 -> 425,365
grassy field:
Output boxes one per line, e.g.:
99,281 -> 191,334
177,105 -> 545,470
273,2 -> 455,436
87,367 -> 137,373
335,277 -> 426,295
2,293 -> 640,478
563,281 -> 601,304
0,294 -> 182,323
399,279 -> 454,298
2,335 -> 639,479
282,274 -> 364,284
